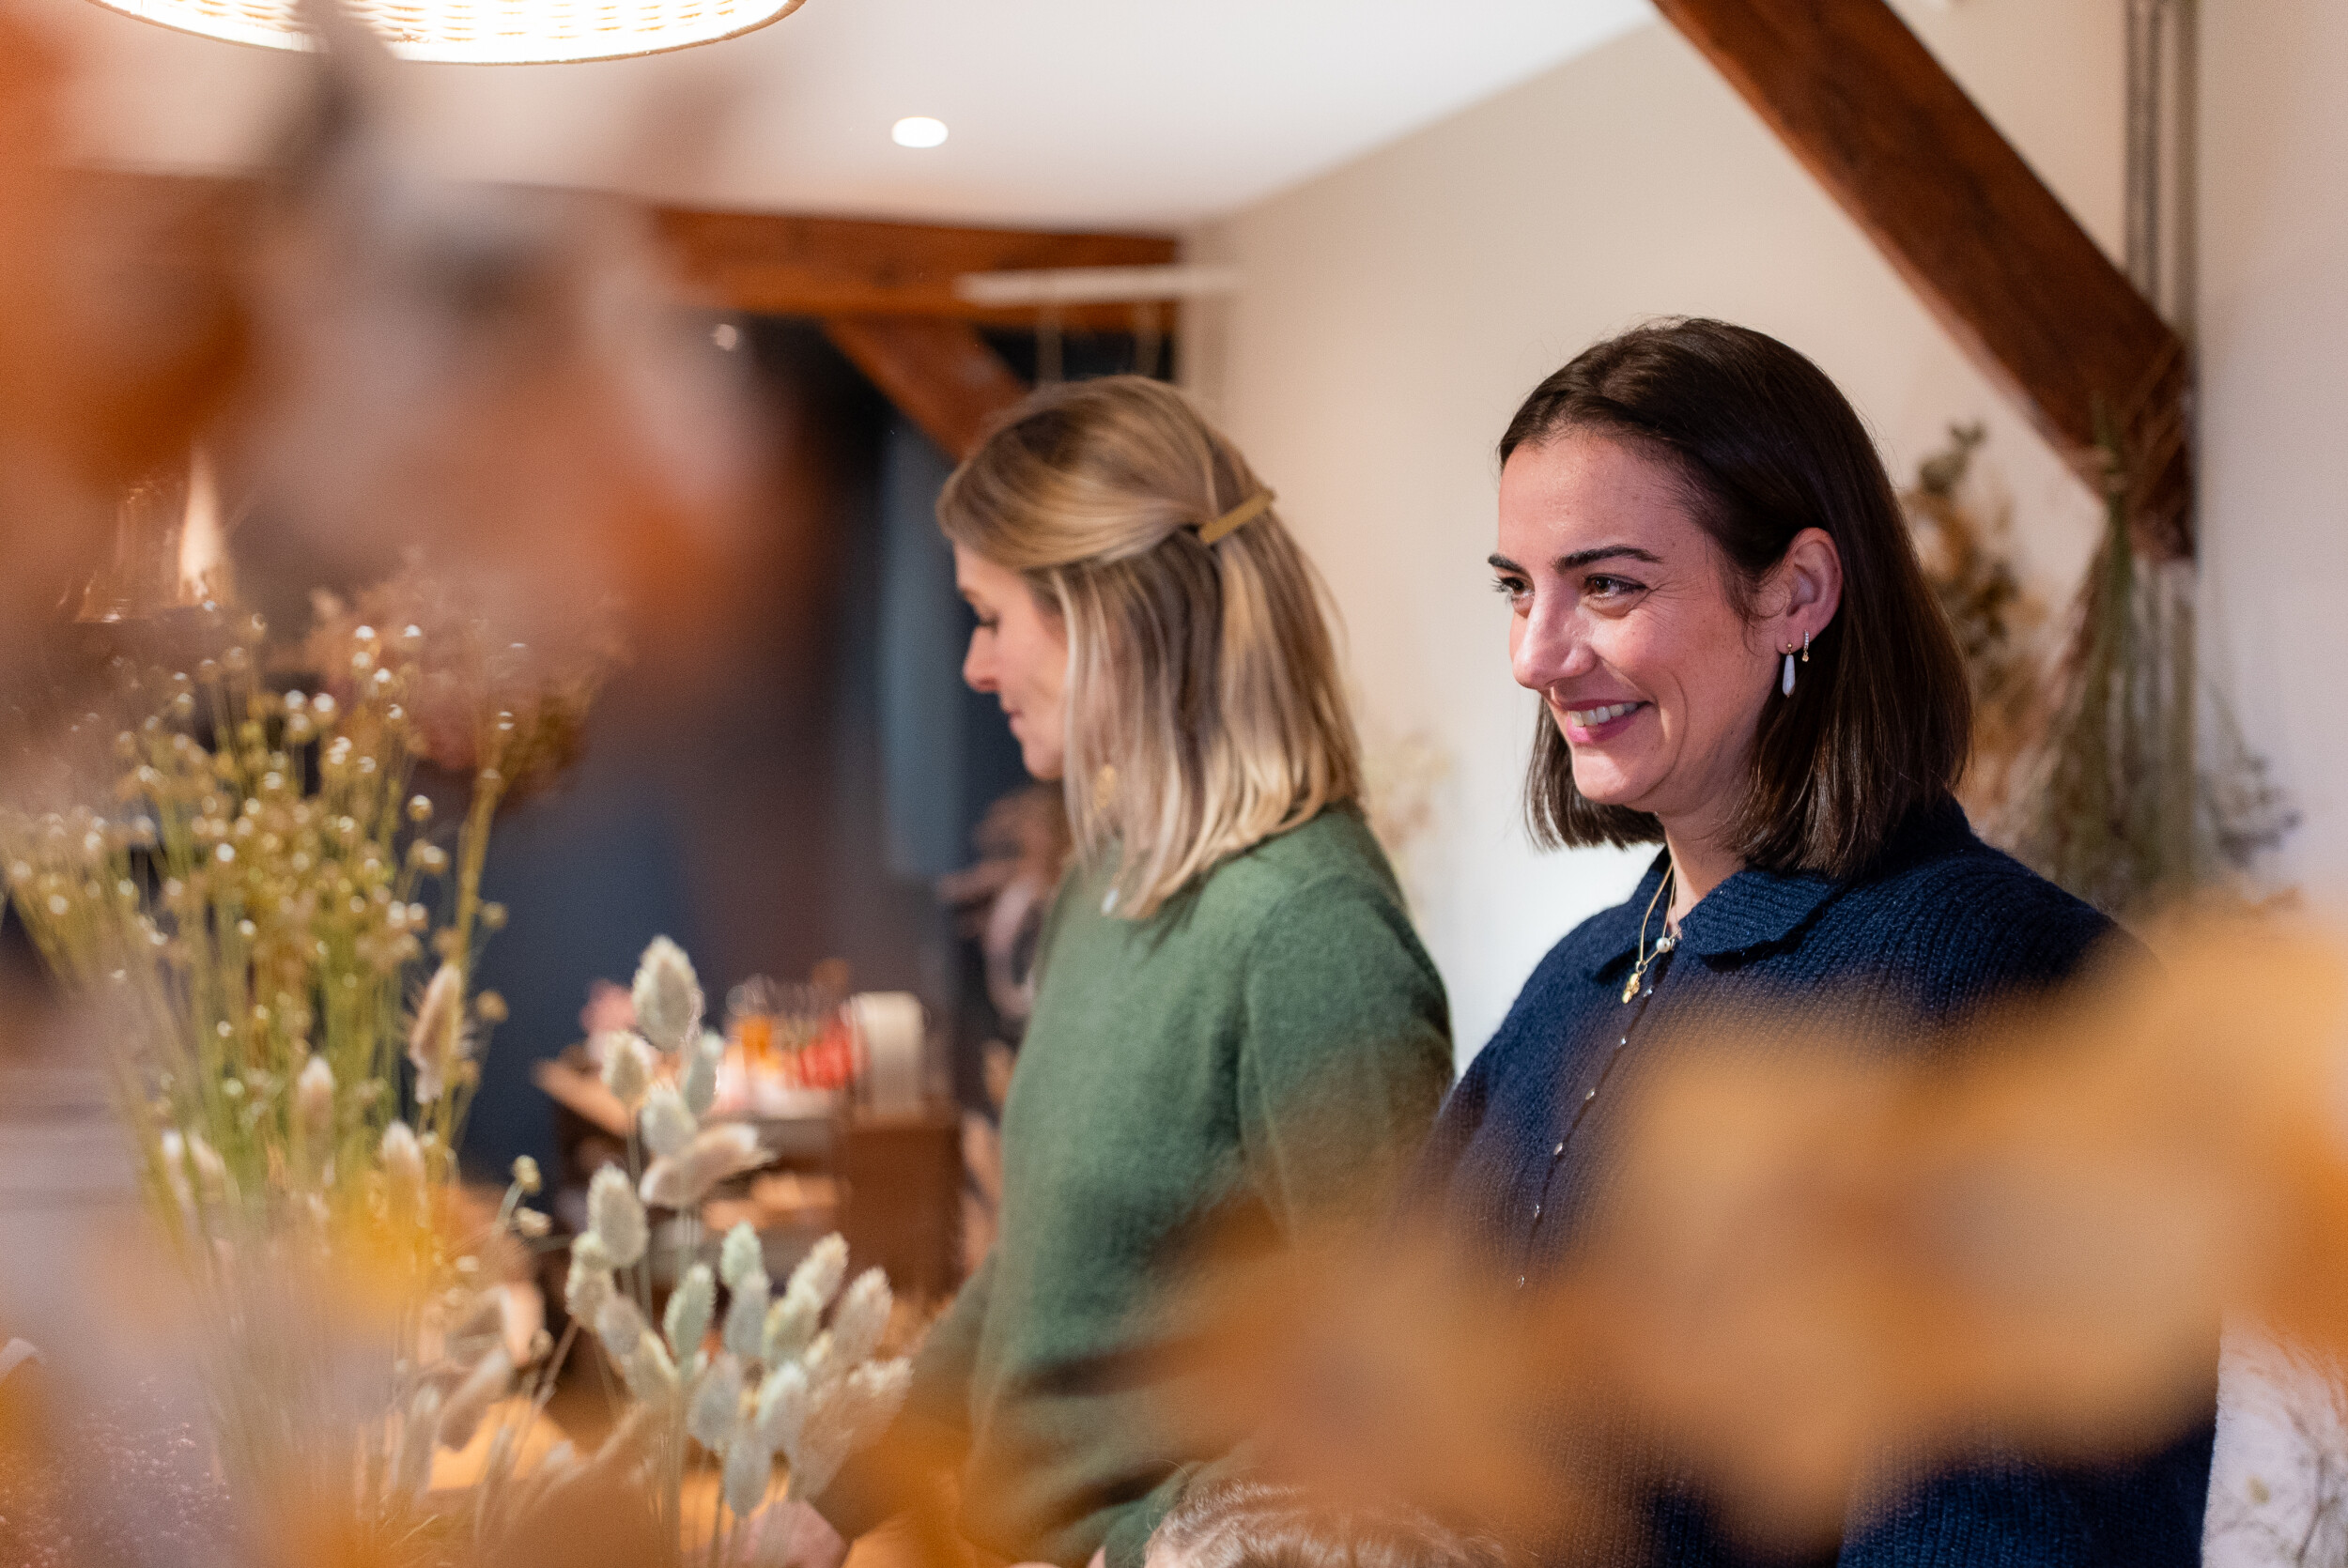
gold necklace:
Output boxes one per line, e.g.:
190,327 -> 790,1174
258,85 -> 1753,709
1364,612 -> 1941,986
1621,864 -> 1679,1005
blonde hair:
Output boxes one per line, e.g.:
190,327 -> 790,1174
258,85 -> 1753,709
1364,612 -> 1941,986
939,376 -> 1362,919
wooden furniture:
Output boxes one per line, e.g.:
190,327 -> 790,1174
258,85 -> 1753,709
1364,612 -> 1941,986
533,1053 -> 963,1306
832,1106 -> 963,1304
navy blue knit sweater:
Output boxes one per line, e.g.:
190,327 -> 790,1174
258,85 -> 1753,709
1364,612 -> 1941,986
1418,798 -> 2214,1568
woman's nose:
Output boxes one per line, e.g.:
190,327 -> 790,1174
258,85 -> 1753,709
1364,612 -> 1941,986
963,634 -> 996,694
1511,605 -> 1596,693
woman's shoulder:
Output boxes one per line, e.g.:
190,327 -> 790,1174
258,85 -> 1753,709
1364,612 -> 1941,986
1827,801 -> 2126,991
1195,803 -> 1409,920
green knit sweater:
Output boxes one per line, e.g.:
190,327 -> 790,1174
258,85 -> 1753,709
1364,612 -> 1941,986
822,807 -> 1452,1568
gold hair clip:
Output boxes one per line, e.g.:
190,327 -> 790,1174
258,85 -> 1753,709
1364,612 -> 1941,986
1197,489 -> 1274,546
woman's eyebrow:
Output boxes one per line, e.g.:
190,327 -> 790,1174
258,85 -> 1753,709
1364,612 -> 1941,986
1555,545 -> 1664,570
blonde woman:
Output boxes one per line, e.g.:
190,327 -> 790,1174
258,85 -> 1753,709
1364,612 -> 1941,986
802,377 -> 1454,1568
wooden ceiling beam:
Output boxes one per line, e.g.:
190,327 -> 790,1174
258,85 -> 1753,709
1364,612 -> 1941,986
823,315 -> 1029,461
654,208 -> 1179,331
69,172 -> 1180,333
1653,0 -> 2191,559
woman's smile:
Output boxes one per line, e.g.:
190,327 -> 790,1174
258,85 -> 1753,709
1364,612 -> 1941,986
1556,699 -> 1649,743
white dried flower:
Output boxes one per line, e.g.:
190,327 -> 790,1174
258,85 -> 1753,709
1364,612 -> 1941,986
754,1359 -> 811,1453
631,936 -> 703,1053
513,1207 -> 552,1239
725,1269 -> 770,1362
381,1122 -> 426,1214
438,1345 -> 515,1452
842,1358 -> 913,1442
723,1432 -> 776,1519
186,1131 -> 231,1208
566,1234 -> 615,1323
623,1331 -> 679,1402
829,1269 -> 893,1369
597,1296 -> 677,1400
687,1351 -> 744,1450
786,1421 -> 851,1503
720,1222 -> 764,1292
781,1361 -> 907,1502
595,1294 -> 651,1367
683,1029 -> 723,1117
157,1130 -> 193,1216
763,1283 -> 823,1366
408,961 -> 468,1104
588,1165 -> 648,1268
641,1124 -> 766,1211
640,1084 -> 696,1160
295,1056 -> 334,1145
511,1154 -> 542,1194
665,1264 -> 716,1362
395,1383 -> 441,1497
787,1234 -> 849,1312
598,1032 -> 656,1110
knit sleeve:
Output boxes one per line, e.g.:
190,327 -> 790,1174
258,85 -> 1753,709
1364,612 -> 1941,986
1400,1013 -> 1499,1220
1234,872 -> 1455,1234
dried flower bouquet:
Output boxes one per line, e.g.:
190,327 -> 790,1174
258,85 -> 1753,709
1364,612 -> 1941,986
564,935 -> 914,1564
0,594 -> 606,1553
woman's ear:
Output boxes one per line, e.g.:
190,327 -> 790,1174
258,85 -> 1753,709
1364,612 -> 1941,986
1778,526 -> 1844,641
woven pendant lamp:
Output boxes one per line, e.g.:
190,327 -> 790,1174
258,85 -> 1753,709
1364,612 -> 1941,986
86,0 -> 807,64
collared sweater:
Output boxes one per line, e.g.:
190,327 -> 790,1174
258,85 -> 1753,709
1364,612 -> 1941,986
818,806 -> 1454,1568
1419,798 -> 2215,1568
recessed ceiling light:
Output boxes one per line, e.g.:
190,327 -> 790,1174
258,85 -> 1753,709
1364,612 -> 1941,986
891,117 -> 950,150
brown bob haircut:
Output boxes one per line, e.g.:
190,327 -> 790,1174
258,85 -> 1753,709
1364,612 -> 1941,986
1500,318 -> 1970,881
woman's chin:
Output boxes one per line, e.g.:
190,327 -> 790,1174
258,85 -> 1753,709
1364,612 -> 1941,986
1568,763 -> 1651,811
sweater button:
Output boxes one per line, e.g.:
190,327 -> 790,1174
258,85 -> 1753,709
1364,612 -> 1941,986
1552,1141 -> 1566,1158
1516,1274 -> 1526,1289
1533,1203 -> 1542,1220
1584,1088 -> 1597,1102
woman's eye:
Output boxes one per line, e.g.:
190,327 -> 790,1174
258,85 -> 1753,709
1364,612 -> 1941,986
1491,576 -> 1529,605
1584,575 -> 1645,601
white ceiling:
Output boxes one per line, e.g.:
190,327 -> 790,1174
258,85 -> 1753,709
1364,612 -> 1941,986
22,0 -> 1655,229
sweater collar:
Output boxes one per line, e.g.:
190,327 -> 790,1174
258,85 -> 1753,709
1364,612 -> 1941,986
1583,796 -> 1976,977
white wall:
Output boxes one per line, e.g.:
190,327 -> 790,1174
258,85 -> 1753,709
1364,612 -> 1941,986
2199,0 -> 2348,909
1188,1 -> 2130,1059
2192,17 -> 2348,1530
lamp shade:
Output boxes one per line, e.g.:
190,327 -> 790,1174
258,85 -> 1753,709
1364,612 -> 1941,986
85,0 -> 806,64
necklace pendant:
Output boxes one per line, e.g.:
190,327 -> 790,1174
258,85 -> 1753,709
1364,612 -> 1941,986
1621,972 -> 1642,1005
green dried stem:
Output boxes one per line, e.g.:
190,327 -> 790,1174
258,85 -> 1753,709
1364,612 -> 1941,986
0,609 -> 467,1212
2009,400 -> 2201,917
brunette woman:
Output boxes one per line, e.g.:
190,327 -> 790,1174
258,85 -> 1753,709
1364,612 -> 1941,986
804,377 -> 1454,1568
1425,319 -> 2212,1566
